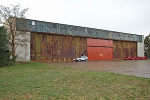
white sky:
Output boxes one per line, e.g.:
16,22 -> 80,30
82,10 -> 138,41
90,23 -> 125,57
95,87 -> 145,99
1,0 -> 150,37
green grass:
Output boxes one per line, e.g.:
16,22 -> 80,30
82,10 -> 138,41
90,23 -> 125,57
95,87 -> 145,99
0,62 -> 150,100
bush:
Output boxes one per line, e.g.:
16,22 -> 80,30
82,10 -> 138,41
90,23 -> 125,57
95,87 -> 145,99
0,26 -> 16,67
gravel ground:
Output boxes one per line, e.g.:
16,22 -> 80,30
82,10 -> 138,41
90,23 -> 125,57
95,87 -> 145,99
44,60 -> 150,78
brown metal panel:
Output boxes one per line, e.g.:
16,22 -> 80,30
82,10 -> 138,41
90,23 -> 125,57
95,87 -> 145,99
113,41 -> 117,59
35,34 -> 42,61
57,36 -> 62,61
61,36 -> 67,60
75,37 -> 80,58
68,36 -> 75,60
57,36 -> 62,50
61,36 -> 73,61
113,41 -> 137,59
46,35 -> 87,61
47,35 -> 52,60
52,35 -> 58,60
79,37 -> 87,56
70,37 -> 76,60
30,33 -> 35,50
31,33 -> 87,61
30,33 -> 36,61
41,34 -> 47,60
66,36 -> 70,60
64,36 -> 69,60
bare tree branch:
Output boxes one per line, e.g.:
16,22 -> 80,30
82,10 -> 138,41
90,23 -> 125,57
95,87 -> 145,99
0,4 -> 29,62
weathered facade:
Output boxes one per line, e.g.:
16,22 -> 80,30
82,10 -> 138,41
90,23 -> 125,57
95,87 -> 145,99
8,18 -> 144,61
30,33 -> 87,61
113,41 -> 137,59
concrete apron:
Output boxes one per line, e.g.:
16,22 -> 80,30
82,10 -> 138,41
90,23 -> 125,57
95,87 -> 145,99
44,60 -> 150,78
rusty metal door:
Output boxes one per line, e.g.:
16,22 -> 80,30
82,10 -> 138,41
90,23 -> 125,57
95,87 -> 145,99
30,33 -> 87,61
87,38 -> 113,60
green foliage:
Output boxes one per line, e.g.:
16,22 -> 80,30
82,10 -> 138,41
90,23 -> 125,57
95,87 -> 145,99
144,35 -> 150,47
0,26 -> 7,50
144,35 -> 150,57
0,51 -> 16,67
0,4 -> 29,61
0,26 -> 16,67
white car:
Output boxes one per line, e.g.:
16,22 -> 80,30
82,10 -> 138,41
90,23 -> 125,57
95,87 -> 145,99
74,56 -> 88,61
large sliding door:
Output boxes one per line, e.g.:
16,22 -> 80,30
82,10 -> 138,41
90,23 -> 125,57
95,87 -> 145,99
87,38 -> 113,60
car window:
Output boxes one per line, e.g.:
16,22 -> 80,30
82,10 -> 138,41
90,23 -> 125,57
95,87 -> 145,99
79,56 -> 87,58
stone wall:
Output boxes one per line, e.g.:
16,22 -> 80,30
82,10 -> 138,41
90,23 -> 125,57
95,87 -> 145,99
15,31 -> 30,62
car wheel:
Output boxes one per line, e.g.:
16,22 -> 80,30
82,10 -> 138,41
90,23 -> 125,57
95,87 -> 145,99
79,59 -> 81,62
85,59 -> 87,61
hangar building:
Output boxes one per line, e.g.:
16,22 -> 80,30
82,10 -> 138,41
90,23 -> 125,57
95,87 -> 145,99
6,18 -> 144,62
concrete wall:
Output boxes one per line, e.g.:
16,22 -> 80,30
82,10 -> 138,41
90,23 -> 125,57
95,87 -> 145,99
137,35 -> 144,57
15,31 -> 30,62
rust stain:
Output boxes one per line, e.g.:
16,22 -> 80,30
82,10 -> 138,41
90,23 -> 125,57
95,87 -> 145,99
30,33 -> 137,61
113,41 -> 137,59
30,33 -> 87,61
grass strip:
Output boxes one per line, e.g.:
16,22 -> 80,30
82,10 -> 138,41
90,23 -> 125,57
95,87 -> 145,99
0,62 -> 150,99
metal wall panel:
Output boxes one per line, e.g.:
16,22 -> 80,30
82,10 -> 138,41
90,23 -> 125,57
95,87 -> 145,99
30,33 -> 137,61
57,36 -> 62,61
87,38 -> 113,47
87,47 -> 113,60
30,33 -> 87,61
41,34 -> 47,60
52,35 -> 58,60
35,34 -> 42,61
87,38 -> 113,60
61,36 -> 67,60
30,34 -> 36,60
113,41 -> 137,59
16,18 -> 142,42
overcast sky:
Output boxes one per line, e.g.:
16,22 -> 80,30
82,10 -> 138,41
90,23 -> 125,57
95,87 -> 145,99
1,0 -> 150,37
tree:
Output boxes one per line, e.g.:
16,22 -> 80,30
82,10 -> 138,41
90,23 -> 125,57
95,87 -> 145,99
0,5 -> 29,62
144,34 -> 150,57
0,26 -> 7,67
0,26 -> 7,51
0,26 -> 15,67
